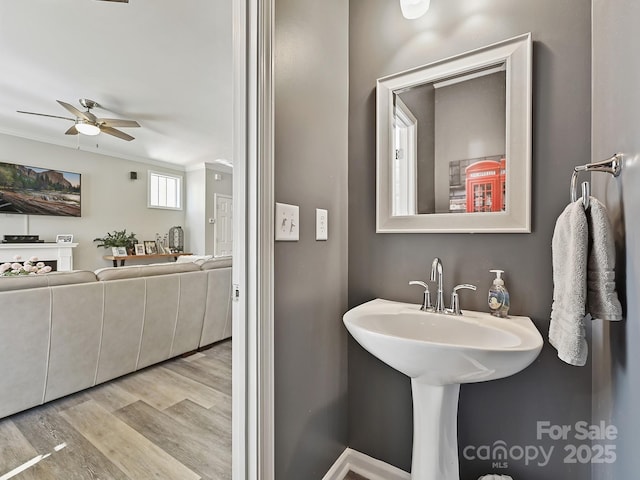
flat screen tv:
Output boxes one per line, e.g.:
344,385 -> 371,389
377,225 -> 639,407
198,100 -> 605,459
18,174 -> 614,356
0,161 -> 81,217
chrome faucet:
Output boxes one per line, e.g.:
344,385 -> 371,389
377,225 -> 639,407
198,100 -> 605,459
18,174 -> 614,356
430,257 -> 445,313
409,258 -> 477,315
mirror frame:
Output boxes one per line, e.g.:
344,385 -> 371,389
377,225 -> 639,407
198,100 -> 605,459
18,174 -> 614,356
376,33 -> 532,233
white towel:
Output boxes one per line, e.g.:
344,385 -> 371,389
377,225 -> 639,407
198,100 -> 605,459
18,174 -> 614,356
549,197 -> 623,366
549,200 -> 589,366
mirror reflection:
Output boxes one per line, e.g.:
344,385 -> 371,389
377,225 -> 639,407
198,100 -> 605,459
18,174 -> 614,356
391,65 -> 506,216
376,33 -> 531,233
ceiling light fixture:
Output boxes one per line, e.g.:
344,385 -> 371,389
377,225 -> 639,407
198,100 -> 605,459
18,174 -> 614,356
400,0 -> 431,19
75,120 -> 100,136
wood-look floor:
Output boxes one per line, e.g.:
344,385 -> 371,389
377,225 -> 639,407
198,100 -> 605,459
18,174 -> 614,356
0,340 -> 231,480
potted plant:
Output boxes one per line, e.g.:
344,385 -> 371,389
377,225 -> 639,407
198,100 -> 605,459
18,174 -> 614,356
93,229 -> 138,254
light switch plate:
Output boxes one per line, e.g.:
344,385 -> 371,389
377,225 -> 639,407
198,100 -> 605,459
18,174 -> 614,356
316,208 -> 328,240
275,202 -> 299,241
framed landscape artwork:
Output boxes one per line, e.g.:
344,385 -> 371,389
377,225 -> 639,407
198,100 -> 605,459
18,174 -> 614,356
0,161 -> 81,217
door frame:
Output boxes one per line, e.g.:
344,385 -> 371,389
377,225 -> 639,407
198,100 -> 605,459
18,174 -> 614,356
392,96 -> 418,215
232,0 -> 275,478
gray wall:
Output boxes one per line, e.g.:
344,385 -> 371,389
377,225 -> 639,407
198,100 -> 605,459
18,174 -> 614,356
349,0 -> 592,478
591,0 -> 640,478
274,0 -> 349,478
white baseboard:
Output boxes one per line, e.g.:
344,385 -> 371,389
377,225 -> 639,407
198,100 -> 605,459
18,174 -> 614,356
322,448 -> 411,480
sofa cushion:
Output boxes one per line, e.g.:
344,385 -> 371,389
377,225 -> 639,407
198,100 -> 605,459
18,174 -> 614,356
200,257 -> 232,270
95,262 -> 200,281
0,271 -> 97,292
175,254 -> 213,265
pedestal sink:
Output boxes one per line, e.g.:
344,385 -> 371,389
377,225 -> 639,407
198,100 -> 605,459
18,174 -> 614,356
343,298 -> 543,480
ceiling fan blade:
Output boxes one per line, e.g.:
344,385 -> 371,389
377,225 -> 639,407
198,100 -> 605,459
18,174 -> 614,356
65,125 -> 79,135
17,110 -> 75,121
97,118 -> 140,128
57,100 -> 96,122
100,126 -> 135,141
98,0 -> 129,2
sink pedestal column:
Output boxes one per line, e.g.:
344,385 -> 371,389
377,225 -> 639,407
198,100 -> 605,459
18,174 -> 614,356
410,380 -> 460,480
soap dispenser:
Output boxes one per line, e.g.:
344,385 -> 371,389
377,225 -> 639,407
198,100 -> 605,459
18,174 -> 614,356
488,269 -> 510,318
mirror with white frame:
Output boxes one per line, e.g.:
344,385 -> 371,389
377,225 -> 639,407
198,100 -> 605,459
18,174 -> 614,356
376,33 -> 532,233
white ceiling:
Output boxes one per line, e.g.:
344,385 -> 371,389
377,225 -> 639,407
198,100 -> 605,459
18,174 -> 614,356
0,0 -> 233,169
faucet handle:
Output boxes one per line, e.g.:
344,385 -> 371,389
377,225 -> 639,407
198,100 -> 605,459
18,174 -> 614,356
448,284 -> 477,315
409,281 -> 432,311
453,284 -> 477,293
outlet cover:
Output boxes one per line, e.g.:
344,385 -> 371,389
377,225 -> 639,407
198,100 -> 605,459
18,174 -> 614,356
275,202 -> 299,241
316,208 -> 328,240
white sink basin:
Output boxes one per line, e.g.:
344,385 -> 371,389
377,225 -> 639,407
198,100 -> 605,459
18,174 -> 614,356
343,298 -> 542,385
343,298 -> 543,480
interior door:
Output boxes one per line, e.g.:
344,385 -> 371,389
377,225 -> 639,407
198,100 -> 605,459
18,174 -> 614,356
214,193 -> 233,257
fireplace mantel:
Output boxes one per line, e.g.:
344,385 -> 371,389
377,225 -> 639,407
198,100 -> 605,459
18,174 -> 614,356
0,243 -> 78,271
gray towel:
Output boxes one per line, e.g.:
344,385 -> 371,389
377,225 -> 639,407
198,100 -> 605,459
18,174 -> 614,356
549,197 -> 622,367
549,200 -> 588,366
587,198 -> 623,321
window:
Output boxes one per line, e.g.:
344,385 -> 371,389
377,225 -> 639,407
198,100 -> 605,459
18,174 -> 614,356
148,171 -> 182,210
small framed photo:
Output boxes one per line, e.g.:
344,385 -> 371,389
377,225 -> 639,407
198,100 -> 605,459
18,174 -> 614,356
144,241 -> 158,255
112,247 -> 127,256
134,244 -> 146,255
56,234 -> 73,243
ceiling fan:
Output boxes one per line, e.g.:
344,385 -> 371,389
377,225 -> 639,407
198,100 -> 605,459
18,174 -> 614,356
17,99 -> 140,141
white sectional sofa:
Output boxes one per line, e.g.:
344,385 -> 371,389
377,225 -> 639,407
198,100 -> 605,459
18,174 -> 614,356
0,257 -> 231,419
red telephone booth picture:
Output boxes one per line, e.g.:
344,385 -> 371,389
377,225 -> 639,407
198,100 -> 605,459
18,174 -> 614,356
465,158 -> 506,213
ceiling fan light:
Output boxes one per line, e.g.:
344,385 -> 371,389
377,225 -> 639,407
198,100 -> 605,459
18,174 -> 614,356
76,120 -> 100,136
400,0 -> 431,19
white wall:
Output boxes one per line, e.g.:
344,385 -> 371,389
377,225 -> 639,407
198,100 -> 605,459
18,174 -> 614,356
0,133 -> 186,271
